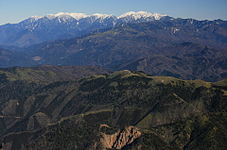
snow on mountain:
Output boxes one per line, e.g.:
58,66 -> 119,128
27,12 -> 114,22
24,11 -> 166,23
46,12 -> 88,20
118,11 -> 166,20
20,11 -> 166,31
30,16 -> 43,20
92,13 -> 114,19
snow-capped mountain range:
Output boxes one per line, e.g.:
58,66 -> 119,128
29,12 -> 113,22
0,11 -> 169,47
29,11 -> 166,22
22,11 -> 167,30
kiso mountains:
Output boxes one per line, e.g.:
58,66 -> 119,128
0,11 -> 227,81
0,11 -> 167,47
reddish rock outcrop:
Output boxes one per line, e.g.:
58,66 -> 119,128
100,125 -> 141,149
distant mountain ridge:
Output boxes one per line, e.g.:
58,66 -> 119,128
0,11 -> 168,47
18,20 -> 226,81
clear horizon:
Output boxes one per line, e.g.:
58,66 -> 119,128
0,0 -> 227,25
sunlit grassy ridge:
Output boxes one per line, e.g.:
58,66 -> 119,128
0,66 -> 109,83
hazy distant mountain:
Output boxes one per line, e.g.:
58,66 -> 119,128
0,11 -> 168,47
0,48 -> 33,67
20,19 -> 227,81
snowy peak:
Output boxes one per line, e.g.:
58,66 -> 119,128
118,11 -> 166,20
27,12 -> 114,21
92,13 -> 113,19
30,16 -> 43,20
46,12 -> 88,20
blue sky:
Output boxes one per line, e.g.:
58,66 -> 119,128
0,0 -> 227,25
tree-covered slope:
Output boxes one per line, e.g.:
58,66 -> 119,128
0,70 -> 226,150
